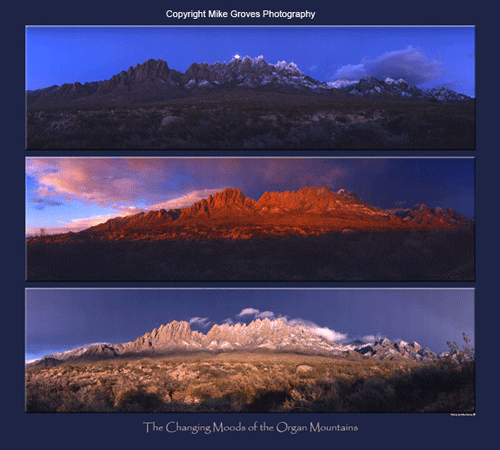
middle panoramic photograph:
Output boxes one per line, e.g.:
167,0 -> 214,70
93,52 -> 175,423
25,157 -> 474,282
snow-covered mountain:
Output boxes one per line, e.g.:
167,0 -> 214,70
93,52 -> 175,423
182,55 -> 330,92
27,318 -> 441,368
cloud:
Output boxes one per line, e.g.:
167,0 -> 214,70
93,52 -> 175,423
29,197 -> 63,210
26,188 -> 229,236
334,63 -> 366,80
188,317 -> 211,328
310,326 -> 348,342
26,158 -> 398,235
298,167 -> 347,190
284,318 -> 348,342
256,310 -> 276,319
334,46 -> 443,85
25,213 -> 133,236
360,334 -> 384,343
27,158 -> 144,206
26,158 -> 237,209
233,308 -> 348,342
237,308 -> 260,318
236,308 -> 276,320
148,188 -> 228,211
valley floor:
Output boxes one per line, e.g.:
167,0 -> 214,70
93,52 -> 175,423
25,352 -> 475,413
26,230 -> 475,281
26,92 -> 475,149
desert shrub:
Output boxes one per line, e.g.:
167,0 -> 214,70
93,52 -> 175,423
334,124 -> 388,149
114,388 -> 164,412
245,389 -> 292,412
336,114 -> 351,123
445,333 -> 475,365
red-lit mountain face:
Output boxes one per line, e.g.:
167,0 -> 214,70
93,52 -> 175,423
28,187 -> 474,244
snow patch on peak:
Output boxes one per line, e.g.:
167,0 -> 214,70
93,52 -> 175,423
328,79 -> 359,89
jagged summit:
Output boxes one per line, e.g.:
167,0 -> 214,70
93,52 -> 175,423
27,317 -> 441,368
27,56 -> 472,109
27,56 -> 327,108
27,186 -> 473,243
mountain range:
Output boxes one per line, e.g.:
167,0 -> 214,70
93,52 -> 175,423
26,56 -> 471,108
28,186 -> 474,243
27,317 -> 442,368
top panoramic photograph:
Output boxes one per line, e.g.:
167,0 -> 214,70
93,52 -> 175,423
25,26 -> 475,150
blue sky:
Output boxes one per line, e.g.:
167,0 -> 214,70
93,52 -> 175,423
25,158 -> 475,236
25,288 -> 474,361
25,26 -> 475,96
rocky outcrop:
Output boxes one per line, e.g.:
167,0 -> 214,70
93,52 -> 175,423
353,338 -> 439,362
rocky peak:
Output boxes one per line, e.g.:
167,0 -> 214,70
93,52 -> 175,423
375,337 -> 393,347
387,203 -> 473,228
209,188 -> 247,206
121,59 -> 178,83
330,75 -> 471,102
28,318 -> 443,368
425,86 -> 470,102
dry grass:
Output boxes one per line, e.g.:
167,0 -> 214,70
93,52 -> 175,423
25,351 -> 474,413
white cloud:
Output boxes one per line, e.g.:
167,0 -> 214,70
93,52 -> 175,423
147,188 -> 227,211
26,188 -> 230,236
281,317 -> 348,342
310,326 -> 348,342
26,213 -> 131,236
256,310 -> 276,319
237,308 -> 260,317
188,317 -> 211,328
360,334 -> 384,343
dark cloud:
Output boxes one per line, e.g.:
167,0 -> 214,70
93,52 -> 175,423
334,46 -> 443,85
30,197 -> 63,210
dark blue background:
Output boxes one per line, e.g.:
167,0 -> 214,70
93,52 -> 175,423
11,0 -> 496,448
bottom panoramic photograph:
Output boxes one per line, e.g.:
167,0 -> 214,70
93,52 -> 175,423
25,288 -> 475,413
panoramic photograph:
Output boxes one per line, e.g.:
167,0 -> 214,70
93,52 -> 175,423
26,26 -> 475,149
25,288 -> 475,413
26,157 -> 475,281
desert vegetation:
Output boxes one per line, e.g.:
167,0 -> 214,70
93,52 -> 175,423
26,230 -> 475,281
25,349 -> 474,413
26,91 -> 475,149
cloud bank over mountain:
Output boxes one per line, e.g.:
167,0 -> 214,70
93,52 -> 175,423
334,46 -> 443,85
